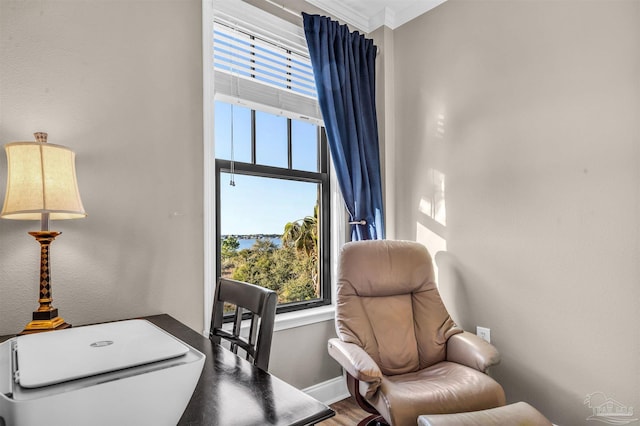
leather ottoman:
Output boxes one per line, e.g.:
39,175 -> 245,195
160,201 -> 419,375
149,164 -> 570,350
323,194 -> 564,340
417,402 -> 552,426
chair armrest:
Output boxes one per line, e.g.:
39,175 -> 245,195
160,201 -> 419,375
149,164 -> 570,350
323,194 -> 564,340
446,331 -> 500,373
327,338 -> 382,385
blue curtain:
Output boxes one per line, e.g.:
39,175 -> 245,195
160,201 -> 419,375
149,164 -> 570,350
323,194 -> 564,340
303,13 -> 384,241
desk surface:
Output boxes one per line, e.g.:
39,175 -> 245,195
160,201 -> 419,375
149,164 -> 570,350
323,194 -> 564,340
1,314 -> 335,426
147,314 -> 335,425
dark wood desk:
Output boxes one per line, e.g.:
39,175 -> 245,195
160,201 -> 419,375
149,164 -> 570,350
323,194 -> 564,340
148,314 -> 335,425
0,314 -> 335,426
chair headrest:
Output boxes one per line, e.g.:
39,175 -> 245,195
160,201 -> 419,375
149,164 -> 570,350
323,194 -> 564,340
338,240 -> 434,297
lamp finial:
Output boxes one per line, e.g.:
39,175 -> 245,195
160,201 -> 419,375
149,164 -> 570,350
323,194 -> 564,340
34,132 -> 48,143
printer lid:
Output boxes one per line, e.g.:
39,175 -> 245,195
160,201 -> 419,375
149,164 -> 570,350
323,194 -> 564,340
16,319 -> 189,389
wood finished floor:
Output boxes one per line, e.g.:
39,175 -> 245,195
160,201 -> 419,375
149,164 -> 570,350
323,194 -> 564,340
319,396 -> 372,425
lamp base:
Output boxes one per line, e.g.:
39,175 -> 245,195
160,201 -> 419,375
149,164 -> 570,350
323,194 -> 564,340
19,308 -> 71,335
17,230 -> 73,336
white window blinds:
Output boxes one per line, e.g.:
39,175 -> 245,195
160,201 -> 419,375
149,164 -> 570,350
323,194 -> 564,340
213,0 -> 322,124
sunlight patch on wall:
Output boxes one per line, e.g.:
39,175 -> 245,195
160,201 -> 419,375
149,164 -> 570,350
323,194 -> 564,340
416,222 -> 447,283
416,168 -> 447,282
418,168 -> 446,226
436,113 -> 446,139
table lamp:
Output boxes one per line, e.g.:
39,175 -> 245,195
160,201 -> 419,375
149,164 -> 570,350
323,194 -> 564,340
1,132 -> 86,335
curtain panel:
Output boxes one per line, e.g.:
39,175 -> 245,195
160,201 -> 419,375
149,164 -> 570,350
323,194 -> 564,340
303,13 -> 384,241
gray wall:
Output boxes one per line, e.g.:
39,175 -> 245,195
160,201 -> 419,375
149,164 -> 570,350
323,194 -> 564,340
0,0 -> 204,334
392,0 -> 640,423
271,320 -> 340,389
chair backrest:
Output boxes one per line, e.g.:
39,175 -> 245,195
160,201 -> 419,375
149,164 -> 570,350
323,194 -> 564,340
335,240 -> 462,376
210,278 -> 277,371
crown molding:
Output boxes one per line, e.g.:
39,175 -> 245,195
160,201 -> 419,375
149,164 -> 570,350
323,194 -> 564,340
304,0 -> 370,32
305,0 -> 447,32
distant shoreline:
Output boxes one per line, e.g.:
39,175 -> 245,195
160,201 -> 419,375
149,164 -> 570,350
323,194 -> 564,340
222,233 -> 282,239
225,235 -> 283,250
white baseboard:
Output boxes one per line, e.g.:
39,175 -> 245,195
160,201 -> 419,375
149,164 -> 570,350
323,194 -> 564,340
303,375 -> 349,405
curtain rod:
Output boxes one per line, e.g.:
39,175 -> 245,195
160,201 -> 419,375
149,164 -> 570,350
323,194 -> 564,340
263,0 -> 302,20
260,0 -> 380,56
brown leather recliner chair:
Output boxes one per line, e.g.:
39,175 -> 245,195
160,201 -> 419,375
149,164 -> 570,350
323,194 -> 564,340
328,240 -> 506,426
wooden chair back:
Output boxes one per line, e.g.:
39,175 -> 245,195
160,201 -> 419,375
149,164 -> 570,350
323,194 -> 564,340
210,278 -> 277,371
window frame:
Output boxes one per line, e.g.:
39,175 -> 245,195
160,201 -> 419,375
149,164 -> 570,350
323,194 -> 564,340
204,1 -> 345,334
214,107 -> 331,315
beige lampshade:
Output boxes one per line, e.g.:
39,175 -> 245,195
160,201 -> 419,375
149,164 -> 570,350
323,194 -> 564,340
1,141 -> 86,220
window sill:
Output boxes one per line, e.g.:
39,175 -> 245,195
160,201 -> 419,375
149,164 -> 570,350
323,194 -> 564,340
216,304 -> 336,336
274,304 -> 336,332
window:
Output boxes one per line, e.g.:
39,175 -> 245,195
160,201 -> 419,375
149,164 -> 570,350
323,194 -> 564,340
215,101 -> 331,313
205,1 -> 337,323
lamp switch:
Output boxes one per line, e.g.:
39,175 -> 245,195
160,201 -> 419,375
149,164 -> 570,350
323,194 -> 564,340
476,326 -> 491,343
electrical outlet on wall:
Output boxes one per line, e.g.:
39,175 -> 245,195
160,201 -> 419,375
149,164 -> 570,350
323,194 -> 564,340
476,326 -> 491,343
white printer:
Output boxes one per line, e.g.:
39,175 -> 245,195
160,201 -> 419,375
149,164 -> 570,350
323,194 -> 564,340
0,319 -> 205,426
